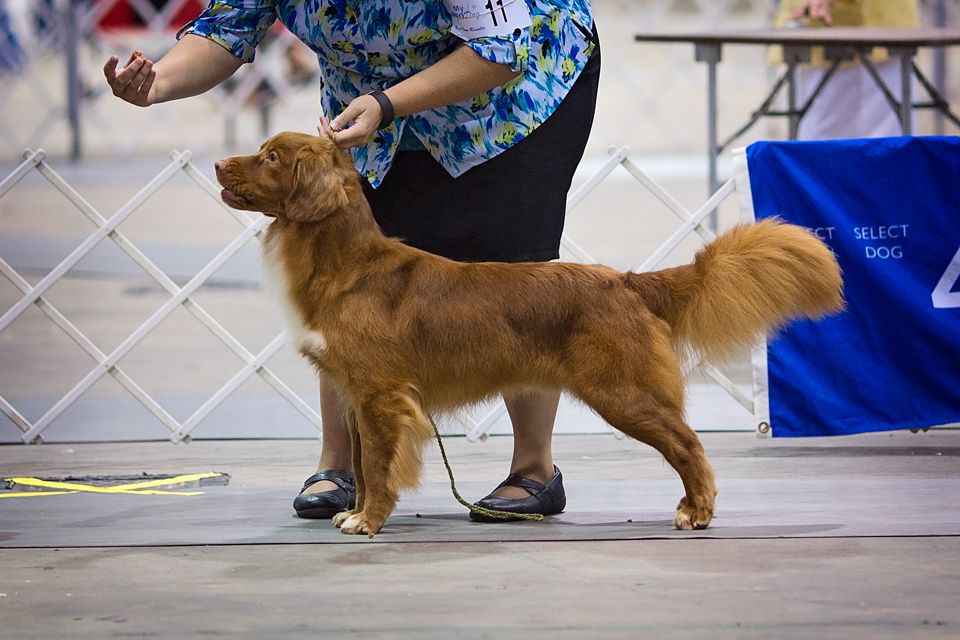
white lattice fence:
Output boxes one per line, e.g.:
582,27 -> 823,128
0,144 -> 764,444
0,147 -> 320,443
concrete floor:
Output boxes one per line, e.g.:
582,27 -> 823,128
1,431 -> 958,639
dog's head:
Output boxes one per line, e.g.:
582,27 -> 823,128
214,132 -> 352,222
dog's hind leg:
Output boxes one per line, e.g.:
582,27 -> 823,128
570,325 -> 717,529
337,387 -> 434,537
583,387 -> 717,530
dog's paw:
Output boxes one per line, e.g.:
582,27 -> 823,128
332,509 -> 357,528
673,496 -> 714,531
338,511 -> 382,538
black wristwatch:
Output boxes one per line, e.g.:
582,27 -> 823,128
366,90 -> 395,130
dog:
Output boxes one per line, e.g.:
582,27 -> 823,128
215,132 -> 844,537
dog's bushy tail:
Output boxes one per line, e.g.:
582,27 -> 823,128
640,219 -> 844,363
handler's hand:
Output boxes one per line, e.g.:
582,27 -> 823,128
791,0 -> 834,25
104,51 -> 157,107
324,93 -> 384,149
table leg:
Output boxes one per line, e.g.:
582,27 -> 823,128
65,0 -> 82,162
707,59 -> 718,197
899,52 -> 913,135
695,43 -> 722,204
932,0 -> 947,135
786,61 -> 799,140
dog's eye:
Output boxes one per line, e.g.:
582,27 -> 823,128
265,152 -> 279,164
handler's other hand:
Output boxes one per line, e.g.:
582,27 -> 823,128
791,0 -> 834,24
325,93 -> 384,149
104,51 -> 157,107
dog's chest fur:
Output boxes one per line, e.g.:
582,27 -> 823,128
261,228 -> 328,358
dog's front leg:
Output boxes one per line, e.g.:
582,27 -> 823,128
333,409 -> 363,528
332,410 -> 364,529
336,394 -> 403,537
337,389 -> 432,538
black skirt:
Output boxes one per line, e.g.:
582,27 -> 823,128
362,32 -> 601,264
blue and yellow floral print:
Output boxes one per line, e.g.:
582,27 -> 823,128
185,0 -> 594,187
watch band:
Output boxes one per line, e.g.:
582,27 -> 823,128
366,90 -> 395,130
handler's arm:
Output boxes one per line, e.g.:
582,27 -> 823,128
104,34 -> 243,107
385,45 -> 519,118
324,45 -> 520,148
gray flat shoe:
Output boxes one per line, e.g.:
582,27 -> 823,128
293,470 -> 356,519
470,466 -> 565,522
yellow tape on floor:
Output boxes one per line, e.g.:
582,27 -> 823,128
0,491 -> 77,498
1,472 -> 224,498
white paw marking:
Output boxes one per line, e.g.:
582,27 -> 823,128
340,514 -> 362,534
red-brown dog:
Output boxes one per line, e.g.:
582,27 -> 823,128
215,132 -> 843,537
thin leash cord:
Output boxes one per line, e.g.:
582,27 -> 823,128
428,416 -> 544,522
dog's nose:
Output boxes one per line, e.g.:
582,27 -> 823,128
214,159 -> 226,175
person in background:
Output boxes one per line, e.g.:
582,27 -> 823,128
103,1 -> 600,524
775,0 -> 920,139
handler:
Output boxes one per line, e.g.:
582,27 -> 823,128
104,0 -> 600,522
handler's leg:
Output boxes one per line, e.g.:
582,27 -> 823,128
292,377 -> 356,519
304,377 -> 353,494
471,389 -> 566,521
493,390 -> 560,499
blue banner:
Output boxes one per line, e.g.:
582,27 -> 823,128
746,137 -> 960,437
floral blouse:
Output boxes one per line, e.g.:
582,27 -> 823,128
184,0 -> 594,187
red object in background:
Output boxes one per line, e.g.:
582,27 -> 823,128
98,0 -> 204,29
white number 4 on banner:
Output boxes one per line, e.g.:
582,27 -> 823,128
932,245 -> 960,309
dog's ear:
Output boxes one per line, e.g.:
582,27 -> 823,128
284,143 -> 349,222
